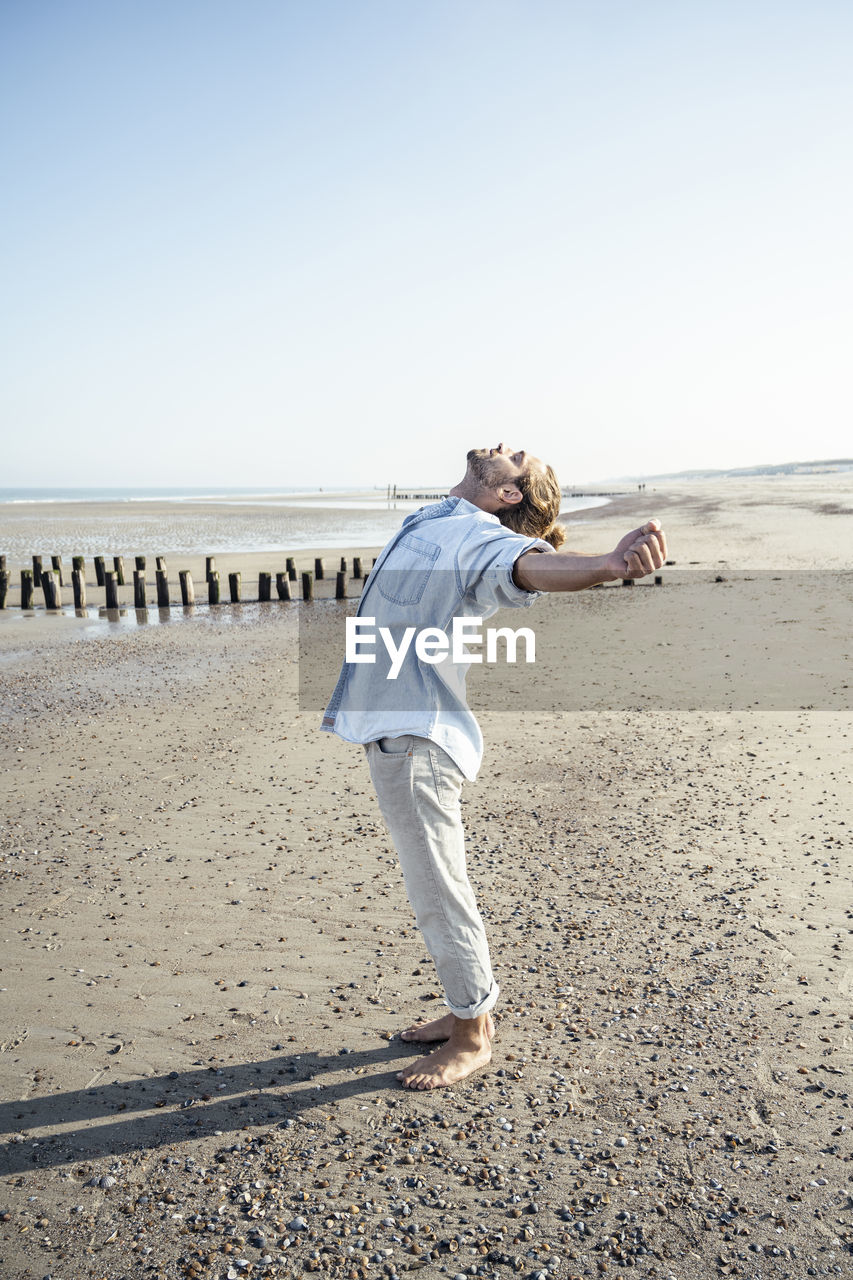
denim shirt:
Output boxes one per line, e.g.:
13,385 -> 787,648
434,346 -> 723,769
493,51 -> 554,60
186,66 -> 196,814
321,496 -> 552,779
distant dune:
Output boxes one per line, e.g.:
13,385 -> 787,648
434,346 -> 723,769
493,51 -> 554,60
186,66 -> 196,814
615,457 -> 853,482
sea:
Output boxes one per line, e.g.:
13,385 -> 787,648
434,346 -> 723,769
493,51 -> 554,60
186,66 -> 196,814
0,486 -> 611,561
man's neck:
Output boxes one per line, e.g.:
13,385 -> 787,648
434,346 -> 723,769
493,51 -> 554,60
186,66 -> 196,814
449,477 -> 495,512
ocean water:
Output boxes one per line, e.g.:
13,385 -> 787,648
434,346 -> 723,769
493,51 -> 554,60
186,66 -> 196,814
0,485 -> 330,504
0,489 -> 610,561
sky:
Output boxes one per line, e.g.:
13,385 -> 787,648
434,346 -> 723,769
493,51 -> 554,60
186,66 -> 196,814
2,0 -> 851,488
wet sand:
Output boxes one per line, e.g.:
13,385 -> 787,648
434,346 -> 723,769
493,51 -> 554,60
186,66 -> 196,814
1,477 -> 851,1280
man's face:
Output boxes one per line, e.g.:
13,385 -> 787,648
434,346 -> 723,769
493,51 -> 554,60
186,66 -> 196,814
466,442 -> 544,490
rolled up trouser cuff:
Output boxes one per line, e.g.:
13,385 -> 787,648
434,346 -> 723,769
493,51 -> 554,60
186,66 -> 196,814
445,979 -> 500,1020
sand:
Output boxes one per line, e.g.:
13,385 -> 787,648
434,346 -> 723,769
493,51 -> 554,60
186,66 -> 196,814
1,476 -> 851,1280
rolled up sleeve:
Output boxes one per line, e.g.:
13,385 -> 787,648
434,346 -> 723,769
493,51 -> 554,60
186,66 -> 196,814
457,526 -> 554,610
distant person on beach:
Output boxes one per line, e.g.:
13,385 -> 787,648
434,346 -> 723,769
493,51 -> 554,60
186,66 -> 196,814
322,443 -> 666,1090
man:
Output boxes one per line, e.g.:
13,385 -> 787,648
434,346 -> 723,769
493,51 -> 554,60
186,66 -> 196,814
322,443 -> 667,1090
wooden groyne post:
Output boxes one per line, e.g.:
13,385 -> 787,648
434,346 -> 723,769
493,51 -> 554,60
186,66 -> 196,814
41,569 -> 61,609
133,569 -> 147,609
20,570 -> 34,610
276,572 -> 291,601
179,570 -> 195,606
301,571 -> 314,602
258,571 -> 271,602
72,568 -> 86,609
228,571 -> 241,603
104,571 -> 119,609
0,570 -> 9,609
94,556 -> 105,586
156,569 -> 170,607
51,555 -> 65,585
208,569 -> 221,605
113,555 -> 125,586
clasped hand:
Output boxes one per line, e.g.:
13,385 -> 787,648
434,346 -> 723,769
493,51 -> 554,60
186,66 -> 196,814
609,519 -> 668,579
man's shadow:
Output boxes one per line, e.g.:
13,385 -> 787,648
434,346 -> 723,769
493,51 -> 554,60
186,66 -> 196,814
0,1041 -> 415,1177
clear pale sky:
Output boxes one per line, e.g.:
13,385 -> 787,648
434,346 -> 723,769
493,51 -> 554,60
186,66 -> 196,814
2,1 -> 851,488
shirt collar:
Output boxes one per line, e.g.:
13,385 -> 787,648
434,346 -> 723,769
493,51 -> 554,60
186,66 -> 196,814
401,495 -> 499,527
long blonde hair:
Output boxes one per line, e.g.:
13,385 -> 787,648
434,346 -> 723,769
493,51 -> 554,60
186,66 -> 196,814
497,462 -> 566,549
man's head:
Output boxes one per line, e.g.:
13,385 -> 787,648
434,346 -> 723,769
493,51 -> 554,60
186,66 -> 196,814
464,443 -> 566,548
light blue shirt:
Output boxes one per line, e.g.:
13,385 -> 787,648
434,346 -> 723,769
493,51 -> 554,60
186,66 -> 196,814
321,496 -> 552,779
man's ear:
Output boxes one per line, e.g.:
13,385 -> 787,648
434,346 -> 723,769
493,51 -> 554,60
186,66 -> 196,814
497,483 -> 524,508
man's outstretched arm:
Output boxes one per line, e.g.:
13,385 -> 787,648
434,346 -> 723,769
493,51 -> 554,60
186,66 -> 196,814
513,519 -> 668,593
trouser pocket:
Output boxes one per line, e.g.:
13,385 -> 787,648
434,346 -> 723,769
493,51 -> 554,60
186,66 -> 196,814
427,745 -> 464,810
375,735 -> 413,755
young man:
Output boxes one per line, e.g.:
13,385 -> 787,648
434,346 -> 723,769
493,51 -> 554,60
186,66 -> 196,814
322,443 -> 667,1090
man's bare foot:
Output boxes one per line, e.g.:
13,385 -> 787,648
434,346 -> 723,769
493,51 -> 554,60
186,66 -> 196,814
397,1014 -> 492,1090
400,1011 -> 496,1043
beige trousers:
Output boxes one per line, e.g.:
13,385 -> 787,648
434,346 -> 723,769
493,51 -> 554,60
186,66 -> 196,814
364,734 -> 499,1019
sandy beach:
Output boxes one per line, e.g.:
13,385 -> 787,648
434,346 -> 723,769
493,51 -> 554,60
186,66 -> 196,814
1,476 -> 851,1280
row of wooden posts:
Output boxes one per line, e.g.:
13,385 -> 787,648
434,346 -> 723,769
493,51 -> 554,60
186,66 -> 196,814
0,554 -> 373,610
0,552 -> 666,611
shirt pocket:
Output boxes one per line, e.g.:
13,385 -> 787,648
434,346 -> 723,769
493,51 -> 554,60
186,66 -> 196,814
375,533 -> 441,606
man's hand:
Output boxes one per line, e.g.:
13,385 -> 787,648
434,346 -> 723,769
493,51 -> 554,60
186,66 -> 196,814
607,519 -> 668,579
